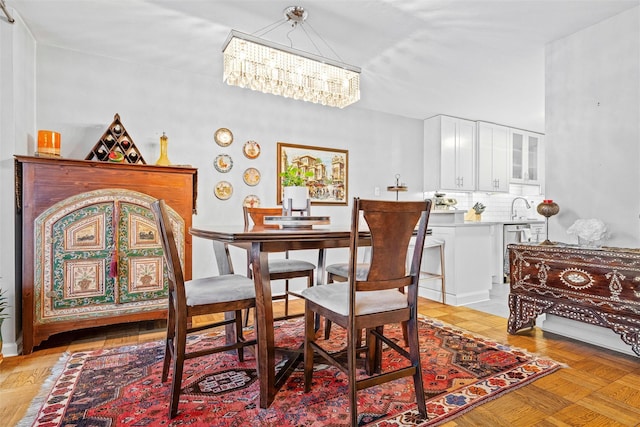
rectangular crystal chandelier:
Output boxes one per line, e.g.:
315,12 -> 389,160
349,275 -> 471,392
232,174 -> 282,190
222,30 -> 361,108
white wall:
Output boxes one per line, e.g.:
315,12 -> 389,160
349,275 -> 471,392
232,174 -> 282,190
0,11 -> 36,356
546,6 -> 640,247
543,6 -> 640,355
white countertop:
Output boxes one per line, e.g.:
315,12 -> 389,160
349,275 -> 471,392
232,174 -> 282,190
431,220 -> 545,227
448,221 -> 544,227
429,210 -> 544,227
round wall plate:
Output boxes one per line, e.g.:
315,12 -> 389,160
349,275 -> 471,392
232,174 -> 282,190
214,154 -> 233,173
214,128 -> 233,147
243,194 -> 261,208
214,181 -> 233,200
243,167 -> 261,186
243,140 -> 261,159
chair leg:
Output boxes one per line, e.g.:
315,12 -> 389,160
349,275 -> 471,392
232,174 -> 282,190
365,328 -> 375,375
347,324 -> 359,426
401,320 -> 409,347
169,320 -> 187,418
303,302 -> 315,393
406,315 -> 427,418
284,279 -> 290,318
243,307 -> 251,327
323,318 -> 332,339
162,298 -> 176,383
235,310 -> 245,362
365,326 -> 384,375
324,274 -> 336,339
439,243 -> 446,304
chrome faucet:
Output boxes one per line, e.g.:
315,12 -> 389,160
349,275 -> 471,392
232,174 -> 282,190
510,197 -> 531,220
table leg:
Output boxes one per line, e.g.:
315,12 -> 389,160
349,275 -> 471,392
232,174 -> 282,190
251,242 -> 276,408
316,248 -> 326,287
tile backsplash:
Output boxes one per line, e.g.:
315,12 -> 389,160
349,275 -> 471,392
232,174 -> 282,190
425,185 -> 545,221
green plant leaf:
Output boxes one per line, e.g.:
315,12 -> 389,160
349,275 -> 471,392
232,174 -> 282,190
280,165 -> 312,187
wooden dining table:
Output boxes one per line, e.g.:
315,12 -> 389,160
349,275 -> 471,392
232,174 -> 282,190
189,223 -> 370,409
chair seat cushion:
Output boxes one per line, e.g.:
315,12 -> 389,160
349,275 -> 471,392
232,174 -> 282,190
294,282 -> 407,316
326,263 -> 369,280
185,274 -> 255,306
267,258 -> 315,274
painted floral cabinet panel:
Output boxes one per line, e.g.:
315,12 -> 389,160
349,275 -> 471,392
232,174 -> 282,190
52,202 -> 116,310
35,190 -> 184,325
116,202 -> 173,304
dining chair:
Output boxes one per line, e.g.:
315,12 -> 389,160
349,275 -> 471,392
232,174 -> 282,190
293,198 -> 431,425
151,200 -> 257,419
243,206 -> 315,322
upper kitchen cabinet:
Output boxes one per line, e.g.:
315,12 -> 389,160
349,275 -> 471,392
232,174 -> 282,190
510,128 -> 545,189
477,121 -> 509,192
424,115 -> 476,192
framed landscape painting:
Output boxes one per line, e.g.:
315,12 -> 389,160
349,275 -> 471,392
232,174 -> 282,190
277,142 -> 348,206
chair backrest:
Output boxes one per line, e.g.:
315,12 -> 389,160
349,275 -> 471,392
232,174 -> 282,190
243,206 -> 283,230
151,200 -> 186,309
349,198 -> 432,295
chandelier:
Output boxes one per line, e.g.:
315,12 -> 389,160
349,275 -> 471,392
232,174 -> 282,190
222,6 -> 361,108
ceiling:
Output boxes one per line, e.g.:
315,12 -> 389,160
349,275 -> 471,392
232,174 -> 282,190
6,0 -> 639,131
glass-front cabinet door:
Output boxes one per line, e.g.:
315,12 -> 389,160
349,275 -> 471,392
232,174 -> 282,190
510,129 -> 544,186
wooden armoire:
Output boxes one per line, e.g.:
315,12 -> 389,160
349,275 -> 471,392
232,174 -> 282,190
14,156 -> 198,354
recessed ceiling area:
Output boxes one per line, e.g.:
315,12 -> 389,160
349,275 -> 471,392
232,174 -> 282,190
6,0 -> 640,131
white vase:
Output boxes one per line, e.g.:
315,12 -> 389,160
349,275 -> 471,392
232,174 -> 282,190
283,186 -> 309,211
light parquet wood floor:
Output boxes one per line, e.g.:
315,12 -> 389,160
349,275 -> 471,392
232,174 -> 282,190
1,298 -> 639,426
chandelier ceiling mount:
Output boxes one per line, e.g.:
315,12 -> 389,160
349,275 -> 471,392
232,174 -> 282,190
283,6 -> 307,26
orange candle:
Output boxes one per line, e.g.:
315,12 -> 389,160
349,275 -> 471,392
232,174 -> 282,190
37,130 -> 61,157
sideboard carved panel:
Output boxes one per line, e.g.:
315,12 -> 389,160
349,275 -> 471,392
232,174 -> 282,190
508,244 -> 640,356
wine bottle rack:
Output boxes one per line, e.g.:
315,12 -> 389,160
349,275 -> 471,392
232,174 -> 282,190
85,113 -> 146,164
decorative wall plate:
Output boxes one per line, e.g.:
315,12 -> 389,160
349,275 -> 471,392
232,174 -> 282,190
243,167 -> 261,186
214,128 -> 233,147
243,195 -> 261,208
214,154 -> 233,173
214,181 -> 233,200
243,140 -> 261,159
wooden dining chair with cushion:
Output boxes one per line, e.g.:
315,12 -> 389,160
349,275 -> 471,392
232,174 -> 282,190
152,200 -> 257,419
243,206 -> 315,322
293,198 -> 431,425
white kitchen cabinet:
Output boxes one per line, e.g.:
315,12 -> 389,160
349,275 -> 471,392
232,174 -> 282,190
477,121 -> 509,192
510,129 -> 544,187
424,115 -> 476,191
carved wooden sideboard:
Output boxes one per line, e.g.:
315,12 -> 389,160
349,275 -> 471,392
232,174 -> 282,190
15,156 -> 197,354
508,243 -> 640,356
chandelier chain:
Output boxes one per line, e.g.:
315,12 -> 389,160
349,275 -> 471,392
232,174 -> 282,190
252,19 -> 288,38
303,21 -> 345,63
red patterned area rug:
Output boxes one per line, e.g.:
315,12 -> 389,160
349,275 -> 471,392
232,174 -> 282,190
19,316 -> 562,426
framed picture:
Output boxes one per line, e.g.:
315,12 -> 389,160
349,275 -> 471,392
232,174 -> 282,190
277,142 -> 348,206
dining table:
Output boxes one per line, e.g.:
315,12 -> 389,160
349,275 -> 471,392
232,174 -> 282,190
189,223 -> 371,409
